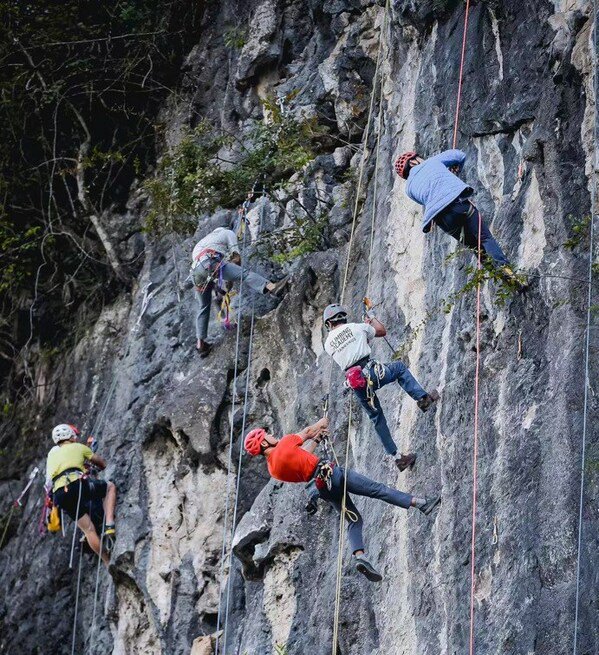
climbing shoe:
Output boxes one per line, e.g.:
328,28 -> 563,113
395,453 -> 416,472
417,390 -> 440,412
500,266 -> 528,293
355,557 -> 383,582
268,276 -> 290,297
197,340 -> 212,358
418,496 -> 441,517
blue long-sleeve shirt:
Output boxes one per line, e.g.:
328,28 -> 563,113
405,149 -> 473,232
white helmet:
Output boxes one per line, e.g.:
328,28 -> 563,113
52,424 -> 78,445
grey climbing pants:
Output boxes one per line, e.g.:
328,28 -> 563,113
317,465 -> 413,553
194,262 -> 269,340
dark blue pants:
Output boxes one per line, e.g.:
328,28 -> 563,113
434,197 -> 510,267
353,361 -> 427,456
318,466 -> 413,553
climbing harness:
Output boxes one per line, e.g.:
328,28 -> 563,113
343,359 -> 384,410
191,249 -> 226,293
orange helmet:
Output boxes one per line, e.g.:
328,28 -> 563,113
244,428 -> 267,456
394,151 -> 418,179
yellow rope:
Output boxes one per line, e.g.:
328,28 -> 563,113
331,3 -> 389,653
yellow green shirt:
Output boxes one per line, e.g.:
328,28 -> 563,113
46,442 -> 93,492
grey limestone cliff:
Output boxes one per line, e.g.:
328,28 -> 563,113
0,1 -> 598,654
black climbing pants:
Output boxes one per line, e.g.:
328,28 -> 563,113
54,478 -> 107,521
434,196 -> 510,267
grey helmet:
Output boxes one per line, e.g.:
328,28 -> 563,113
323,304 -> 348,328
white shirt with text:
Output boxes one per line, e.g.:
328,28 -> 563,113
324,322 -> 375,370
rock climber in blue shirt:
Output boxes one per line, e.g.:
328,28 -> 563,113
395,149 -> 526,290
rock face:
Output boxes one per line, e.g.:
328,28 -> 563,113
0,1 -> 597,654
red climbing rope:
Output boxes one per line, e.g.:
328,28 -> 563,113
453,0 -> 471,149
451,1 -> 478,653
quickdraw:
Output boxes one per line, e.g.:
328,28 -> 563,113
314,461 -> 335,491
217,290 -> 237,331
319,394 -> 338,464
344,359 -> 384,409
363,361 -> 385,409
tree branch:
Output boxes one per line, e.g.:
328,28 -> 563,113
70,103 -> 129,282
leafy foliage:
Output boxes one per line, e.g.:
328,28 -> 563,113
144,98 -> 330,236
563,214 -> 592,250
440,256 -> 525,314
223,26 -> 247,50
0,0 -> 199,382
256,212 -> 329,264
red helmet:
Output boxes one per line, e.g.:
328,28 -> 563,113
394,151 -> 418,179
244,428 -> 267,456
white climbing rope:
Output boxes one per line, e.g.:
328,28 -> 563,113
331,4 -> 389,653
68,365 -> 119,650
214,202 -> 255,655
68,480 -> 84,569
572,4 -> 597,652
221,200 -> 267,654
87,512 -> 107,654
70,536 -> 84,655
